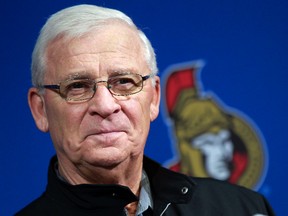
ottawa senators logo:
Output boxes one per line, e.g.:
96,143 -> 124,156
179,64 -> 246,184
162,60 -> 268,189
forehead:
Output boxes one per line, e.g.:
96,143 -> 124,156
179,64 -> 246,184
45,22 -> 147,80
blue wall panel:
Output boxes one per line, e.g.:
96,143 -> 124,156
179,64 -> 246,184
1,0 -> 287,215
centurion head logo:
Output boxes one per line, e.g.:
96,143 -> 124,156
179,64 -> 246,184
162,60 -> 268,189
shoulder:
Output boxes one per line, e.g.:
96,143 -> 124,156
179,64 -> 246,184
15,193 -> 60,216
193,177 -> 259,195
192,177 -> 262,201
145,157 -> 275,215
190,177 -> 274,214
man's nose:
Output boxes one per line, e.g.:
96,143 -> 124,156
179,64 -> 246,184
87,82 -> 121,117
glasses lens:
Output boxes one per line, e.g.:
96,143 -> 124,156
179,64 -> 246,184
108,74 -> 143,96
60,79 -> 95,101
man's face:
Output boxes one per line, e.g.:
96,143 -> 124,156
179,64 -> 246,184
29,22 -> 160,168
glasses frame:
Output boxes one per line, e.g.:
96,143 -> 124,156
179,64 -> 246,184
39,73 -> 153,102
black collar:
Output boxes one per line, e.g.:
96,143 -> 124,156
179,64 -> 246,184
143,156 -> 196,204
47,156 -> 138,211
46,155 -> 196,213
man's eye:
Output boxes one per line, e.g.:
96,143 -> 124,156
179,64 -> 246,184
69,82 -> 86,88
72,82 -> 86,88
118,78 -> 136,85
65,81 -> 91,91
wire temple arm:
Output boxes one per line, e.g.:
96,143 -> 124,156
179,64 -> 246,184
41,85 -> 60,90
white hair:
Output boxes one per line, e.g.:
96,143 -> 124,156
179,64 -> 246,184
31,4 -> 158,87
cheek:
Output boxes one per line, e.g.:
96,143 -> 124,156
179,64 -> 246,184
119,97 -> 151,145
46,102 -> 87,146
126,96 -> 151,126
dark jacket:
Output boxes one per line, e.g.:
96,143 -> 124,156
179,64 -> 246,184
16,156 -> 275,216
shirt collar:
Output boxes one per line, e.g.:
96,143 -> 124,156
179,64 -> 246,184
54,161 -> 153,215
135,170 -> 153,215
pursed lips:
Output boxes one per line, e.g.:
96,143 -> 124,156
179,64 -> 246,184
83,127 -> 127,140
82,117 -> 130,141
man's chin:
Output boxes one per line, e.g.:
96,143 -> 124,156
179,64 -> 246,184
83,149 -> 129,168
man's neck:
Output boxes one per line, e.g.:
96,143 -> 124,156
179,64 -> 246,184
57,155 -> 143,196
125,201 -> 138,216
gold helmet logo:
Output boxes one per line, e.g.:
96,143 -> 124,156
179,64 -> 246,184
163,61 -> 267,189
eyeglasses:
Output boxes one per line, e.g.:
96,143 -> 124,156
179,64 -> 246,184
39,73 -> 153,102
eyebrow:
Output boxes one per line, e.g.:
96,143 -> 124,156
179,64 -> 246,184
109,68 -> 138,76
61,72 -> 93,81
60,69 -> 138,81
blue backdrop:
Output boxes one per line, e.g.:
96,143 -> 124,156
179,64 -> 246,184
1,0 -> 287,215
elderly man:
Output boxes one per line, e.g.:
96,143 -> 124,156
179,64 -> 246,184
16,4 -> 274,216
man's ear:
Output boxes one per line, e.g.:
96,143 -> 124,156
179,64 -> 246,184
150,76 -> 161,121
28,88 -> 49,132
